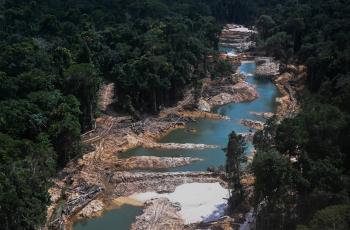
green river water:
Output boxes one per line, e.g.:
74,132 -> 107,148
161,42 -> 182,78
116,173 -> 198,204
74,59 -> 280,230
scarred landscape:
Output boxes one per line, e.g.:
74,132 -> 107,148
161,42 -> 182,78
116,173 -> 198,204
46,24 -> 305,230
1,1 -> 349,230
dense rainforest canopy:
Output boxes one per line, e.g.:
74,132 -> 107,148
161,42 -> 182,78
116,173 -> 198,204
0,0 -> 349,229
252,0 -> 350,229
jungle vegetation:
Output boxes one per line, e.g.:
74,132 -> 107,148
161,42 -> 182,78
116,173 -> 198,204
0,0 -> 349,229
252,0 -> 350,229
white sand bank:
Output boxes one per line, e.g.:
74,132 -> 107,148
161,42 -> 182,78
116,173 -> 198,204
229,26 -> 257,33
130,182 -> 229,224
227,51 -> 237,57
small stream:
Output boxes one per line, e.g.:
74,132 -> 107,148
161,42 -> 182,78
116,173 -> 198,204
74,52 -> 280,230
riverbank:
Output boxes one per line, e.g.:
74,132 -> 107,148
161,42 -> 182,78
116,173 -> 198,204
254,56 -> 306,119
274,65 -> 307,119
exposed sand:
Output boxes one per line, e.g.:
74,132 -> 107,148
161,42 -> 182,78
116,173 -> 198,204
229,27 -> 257,33
130,182 -> 229,224
111,197 -> 144,207
227,51 -> 237,57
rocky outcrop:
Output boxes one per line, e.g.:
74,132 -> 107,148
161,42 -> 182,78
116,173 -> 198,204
205,81 -> 259,107
142,142 -> 219,150
197,99 -> 211,112
195,74 -> 258,112
77,200 -> 104,219
274,65 -> 307,119
130,117 -> 186,139
115,156 -> 202,170
186,216 -> 236,230
250,112 -> 274,119
177,110 -> 229,120
220,24 -> 257,52
131,198 -> 184,230
109,172 -> 227,197
255,57 -> 280,77
240,119 -> 265,130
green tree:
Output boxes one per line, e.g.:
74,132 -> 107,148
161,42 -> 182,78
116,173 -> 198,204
63,63 -> 101,130
53,47 -> 72,76
76,41 -> 92,64
297,205 -> 350,230
39,14 -> 60,35
257,15 -> 276,40
225,131 -> 246,212
0,133 -> 55,230
265,32 -> 291,62
253,150 -> 298,230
